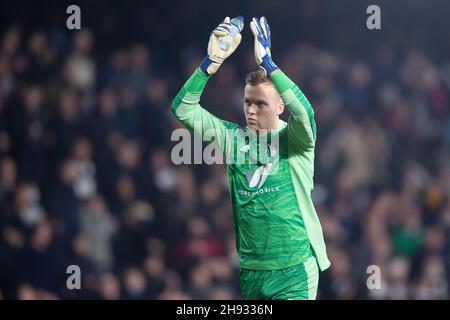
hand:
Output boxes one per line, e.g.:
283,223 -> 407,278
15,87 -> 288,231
250,17 -> 279,76
199,17 -> 243,75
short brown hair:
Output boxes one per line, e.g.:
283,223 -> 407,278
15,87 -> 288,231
245,70 -> 271,86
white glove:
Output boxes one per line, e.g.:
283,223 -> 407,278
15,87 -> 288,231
199,17 -> 243,75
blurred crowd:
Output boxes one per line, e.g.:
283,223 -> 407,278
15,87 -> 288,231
1,2 -> 450,300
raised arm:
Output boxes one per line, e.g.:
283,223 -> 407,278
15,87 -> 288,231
171,17 -> 244,154
250,17 -> 316,152
272,71 -> 316,151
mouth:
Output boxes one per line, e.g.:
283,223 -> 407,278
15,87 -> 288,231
247,118 -> 257,123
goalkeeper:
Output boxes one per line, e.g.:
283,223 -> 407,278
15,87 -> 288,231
171,16 -> 330,300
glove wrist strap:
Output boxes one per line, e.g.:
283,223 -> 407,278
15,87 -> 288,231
200,56 -> 221,75
261,56 -> 279,76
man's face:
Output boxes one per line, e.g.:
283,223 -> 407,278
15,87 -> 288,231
243,82 -> 284,131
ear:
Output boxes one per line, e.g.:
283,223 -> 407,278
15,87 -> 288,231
277,101 -> 285,115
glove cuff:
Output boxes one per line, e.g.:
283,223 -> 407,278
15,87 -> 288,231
199,56 -> 221,75
260,55 -> 279,76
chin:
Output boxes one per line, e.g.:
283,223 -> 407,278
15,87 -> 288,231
247,123 -> 258,130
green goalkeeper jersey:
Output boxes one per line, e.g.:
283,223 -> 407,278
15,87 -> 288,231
171,68 -> 330,272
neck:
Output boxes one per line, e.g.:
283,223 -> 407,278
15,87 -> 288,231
271,117 -> 280,130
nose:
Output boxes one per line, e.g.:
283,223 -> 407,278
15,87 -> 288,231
247,104 -> 256,115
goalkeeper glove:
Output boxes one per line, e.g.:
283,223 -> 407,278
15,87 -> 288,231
250,16 -> 279,76
199,17 -> 243,75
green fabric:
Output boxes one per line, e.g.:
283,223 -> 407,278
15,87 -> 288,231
170,74 -> 235,157
392,227 -> 424,257
272,71 -> 316,143
171,68 -> 330,272
240,257 -> 319,300
271,70 -> 294,93
171,68 -> 210,112
227,121 -> 314,270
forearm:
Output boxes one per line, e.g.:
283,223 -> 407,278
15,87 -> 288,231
271,70 -> 316,147
270,70 -> 313,117
171,67 -> 232,155
171,68 -> 210,115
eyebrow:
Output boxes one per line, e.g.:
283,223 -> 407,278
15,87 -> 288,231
244,98 -> 268,105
